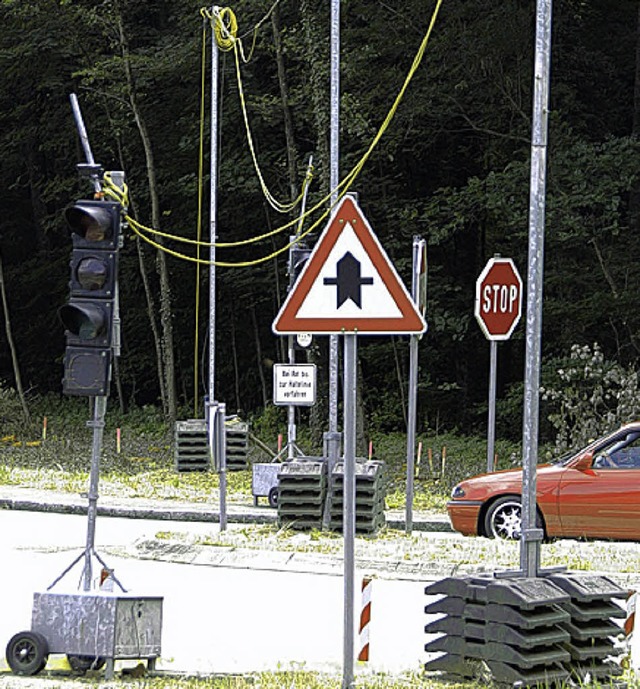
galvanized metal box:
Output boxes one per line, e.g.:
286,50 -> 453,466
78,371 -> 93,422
31,591 -> 163,659
252,463 -> 282,497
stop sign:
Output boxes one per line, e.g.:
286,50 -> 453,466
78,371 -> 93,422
475,257 -> 523,340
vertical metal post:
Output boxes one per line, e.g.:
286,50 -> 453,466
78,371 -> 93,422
342,333 -> 356,689
69,94 -> 110,590
287,335 -> 296,459
83,395 -> 108,591
521,0 -> 553,577
285,163 -> 313,460
486,340 -> 498,473
209,10 -> 227,531
69,94 -> 101,195
405,238 -> 421,533
329,0 -> 340,434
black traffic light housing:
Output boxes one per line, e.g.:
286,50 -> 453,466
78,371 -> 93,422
59,199 -> 122,396
289,238 -> 313,289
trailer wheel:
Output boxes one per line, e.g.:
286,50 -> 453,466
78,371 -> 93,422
6,630 -> 49,676
268,486 -> 278,508
67,654 -> 106,673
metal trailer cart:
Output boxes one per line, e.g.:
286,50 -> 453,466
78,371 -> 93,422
6,591 -> 163,679
252,462 -> 283,507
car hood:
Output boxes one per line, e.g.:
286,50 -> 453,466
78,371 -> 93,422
452,463 -> 564,502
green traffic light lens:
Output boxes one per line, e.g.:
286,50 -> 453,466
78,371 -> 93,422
59,303 -> 106,340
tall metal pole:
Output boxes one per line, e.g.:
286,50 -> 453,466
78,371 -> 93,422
405,238 -> 421,533
342,333 -> 357,689
329,0 -> 340,435
209,10 -> 227,531
521,0 -> 552,577
69,94 -> 101,195
486,340 -> 498,473
69,93 -> 107,591
286,157 -> 314,460
83,395 -> 108,591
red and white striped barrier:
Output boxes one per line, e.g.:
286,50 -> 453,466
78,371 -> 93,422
626,590 -> 637,638
358,576 -> 373,662
627,589 -> 638,671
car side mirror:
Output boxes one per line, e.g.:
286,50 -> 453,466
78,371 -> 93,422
573,452 -> 593,472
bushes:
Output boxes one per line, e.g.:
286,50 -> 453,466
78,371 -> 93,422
541,343 -> 640,453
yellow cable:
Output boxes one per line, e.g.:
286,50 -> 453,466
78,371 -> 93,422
204,6 -> 309,215
110,0 -> 443,268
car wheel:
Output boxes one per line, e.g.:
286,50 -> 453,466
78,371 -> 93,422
483,497 -> 544,540
483,497 -> 522,539
6,631 -> 49,676
268,486 -> 278,509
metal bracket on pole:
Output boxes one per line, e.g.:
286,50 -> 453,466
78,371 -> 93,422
207,399 -> 228,530
322,431 -> 341,530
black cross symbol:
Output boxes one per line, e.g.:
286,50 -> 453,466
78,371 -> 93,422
323,252 -> 374,309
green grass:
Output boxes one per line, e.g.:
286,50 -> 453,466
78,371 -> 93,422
0,398 -> 528,513
17,667 -> 640,688
6,670 -> 487,688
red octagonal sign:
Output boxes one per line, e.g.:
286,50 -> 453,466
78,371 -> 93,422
475,257 -> 523,341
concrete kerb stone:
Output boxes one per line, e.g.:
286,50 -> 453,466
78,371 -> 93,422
0,485 -> 451,532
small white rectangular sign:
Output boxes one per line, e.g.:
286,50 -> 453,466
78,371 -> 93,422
273,364 -> 316,406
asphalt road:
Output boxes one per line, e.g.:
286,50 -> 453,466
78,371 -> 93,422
0,510 -> 430,678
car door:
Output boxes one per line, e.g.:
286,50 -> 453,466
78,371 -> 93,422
557,432 -> 640,539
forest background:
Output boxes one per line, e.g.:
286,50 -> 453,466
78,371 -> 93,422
0,0 -> 639,451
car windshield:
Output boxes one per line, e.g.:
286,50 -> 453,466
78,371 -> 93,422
550,450 -> 578,466
548,428 -> 640,468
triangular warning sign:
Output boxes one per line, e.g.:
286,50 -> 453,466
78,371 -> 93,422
273,196 -> 426,335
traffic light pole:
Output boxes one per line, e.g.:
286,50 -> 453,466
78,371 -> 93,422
58,96 -> 126,590
83,395 -> 107,591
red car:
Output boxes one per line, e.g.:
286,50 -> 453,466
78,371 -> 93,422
447,422 -> 640,540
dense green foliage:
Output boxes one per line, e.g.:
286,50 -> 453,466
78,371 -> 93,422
0,0 -> 638,441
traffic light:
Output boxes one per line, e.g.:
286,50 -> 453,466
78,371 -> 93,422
289,239 -> 312,289
59,199 -> 122,396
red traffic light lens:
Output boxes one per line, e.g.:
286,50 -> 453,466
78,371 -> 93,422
66,205 -> 114,241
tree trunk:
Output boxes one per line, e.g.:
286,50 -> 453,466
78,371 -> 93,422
0,249 -> 30,424
271,5 -> 299,201
230,302 -> 241,413
633,3 -> 640,137
251,305 -> 268,407
115,3 -> 177,424
630,4 -> 640,235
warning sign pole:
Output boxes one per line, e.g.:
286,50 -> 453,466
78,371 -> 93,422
342,332 -> 357,689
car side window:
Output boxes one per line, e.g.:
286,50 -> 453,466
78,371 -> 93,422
593,431 -> 640,469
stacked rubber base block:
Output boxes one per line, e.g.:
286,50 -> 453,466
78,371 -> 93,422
174,420 -> 209,472
425,572 -> 626,687
277,458 -> 387,534
174,418 -> 249,472
225,419 -> 249,470
276,457 -> 327,530
329,460 -> 386,534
